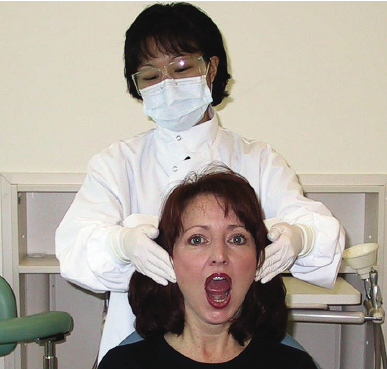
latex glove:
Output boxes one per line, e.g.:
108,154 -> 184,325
255,222 -> 314,283
110,224 -> 176,286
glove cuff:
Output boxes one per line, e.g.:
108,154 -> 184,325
297,224 -> 315,257
110,228 -> 131,263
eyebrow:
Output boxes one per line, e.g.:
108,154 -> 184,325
138,54 -> 185,69
183,224 -> 246,233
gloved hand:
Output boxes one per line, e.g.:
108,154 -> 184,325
110,224 -> 176,286
255,222 -> 314,284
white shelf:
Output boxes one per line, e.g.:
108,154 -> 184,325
18,254 -> 59,274
285,276 -> 361,309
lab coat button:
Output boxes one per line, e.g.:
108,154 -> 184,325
176,135 -> 182,141
172,166 -> 178,172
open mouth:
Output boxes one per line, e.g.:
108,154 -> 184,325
205,273 -> 232,308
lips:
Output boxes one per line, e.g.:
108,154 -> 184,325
205,273 -> 232,309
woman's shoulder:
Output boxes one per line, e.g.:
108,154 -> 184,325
98,336 -> 164,368
218,126 -> 265,145
89,129 -> 156,165
217,126 -> 276,156
245,338 -> 317,369
278,343 -> 317,368
105,129 -> 156,154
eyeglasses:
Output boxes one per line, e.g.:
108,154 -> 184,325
132,55 -> 208,95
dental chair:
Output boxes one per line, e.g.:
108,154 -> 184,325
0,275 -> 73,369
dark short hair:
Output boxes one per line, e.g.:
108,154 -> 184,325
129,166 -> 288,345
124,2 -> 231,106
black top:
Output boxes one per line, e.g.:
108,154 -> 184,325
98,335 -> 317,369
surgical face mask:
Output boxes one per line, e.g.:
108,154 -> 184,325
140,75 -> 213,132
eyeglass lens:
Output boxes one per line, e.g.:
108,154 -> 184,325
133,56 -> 207,91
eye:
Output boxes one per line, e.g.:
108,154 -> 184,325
229,234 -> 247,245
172,64 -> 193,74
142,75 -> 159,81
188,234 -> 206,246
138,68 -> 161,82
170,58 -> 196,76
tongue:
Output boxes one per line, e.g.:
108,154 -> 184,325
206,279 -> 231,301
206,279 -> 230,293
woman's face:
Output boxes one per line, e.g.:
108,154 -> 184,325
137,43 -> 219,87
173,194 -> 257,330
137,44 -> 219,124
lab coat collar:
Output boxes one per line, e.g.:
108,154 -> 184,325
154,106 -> 219,155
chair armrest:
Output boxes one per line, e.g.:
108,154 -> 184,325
0,311 -> 73,344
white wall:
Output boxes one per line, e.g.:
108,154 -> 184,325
1,1 -> 386,174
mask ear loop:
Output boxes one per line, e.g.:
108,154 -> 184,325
206,58 -> 214,95
205,57 -> 212,77
202,57 -> 213,93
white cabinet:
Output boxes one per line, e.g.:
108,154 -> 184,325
1,173 -> 104,369
300,176 -> 386,369
1,172 -> 386,369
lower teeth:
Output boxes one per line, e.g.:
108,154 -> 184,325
210,291 -> 229,303
213,297 -> 226,303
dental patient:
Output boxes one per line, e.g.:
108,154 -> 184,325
98,167 -> 317,369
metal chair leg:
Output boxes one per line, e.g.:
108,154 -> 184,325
43,340 -> 56,369
36,333 -> 65,369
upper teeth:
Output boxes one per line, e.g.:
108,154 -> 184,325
213,276 -> 224,280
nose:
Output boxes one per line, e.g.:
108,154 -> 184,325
210,241 -> 229,265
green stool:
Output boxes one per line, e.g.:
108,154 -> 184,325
0,276 -> 73,369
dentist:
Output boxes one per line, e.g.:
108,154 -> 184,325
55,2 -> 344,362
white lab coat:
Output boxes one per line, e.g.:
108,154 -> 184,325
55,109 -> 344,361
